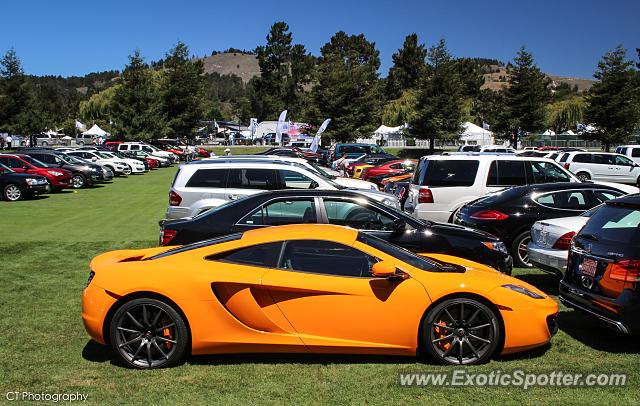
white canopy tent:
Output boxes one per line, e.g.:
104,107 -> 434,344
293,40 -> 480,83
542,129 -> 556,136
459,122 -> 493,145
373,124 -> 408,141
82,124 -> 110,137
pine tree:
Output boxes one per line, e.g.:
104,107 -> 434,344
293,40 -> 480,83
160,42 -> 204,138
311,31 -> 382,142
0,48 -> 35,134
411,39 -> 464,152
494,47 -> 550,147
584,45 -> 640,151
455,58 -> 484,98
251,22 -> 313,121
385,34 -> 426,99
112,50 -> 163,140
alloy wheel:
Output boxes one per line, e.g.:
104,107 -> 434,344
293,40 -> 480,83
517,235 -> 532,267
4,184 -> 22,201
123,165 -> 132,175
71,174 -> 85,189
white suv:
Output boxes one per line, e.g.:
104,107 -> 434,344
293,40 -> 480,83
615,145 -> 640,164
406,155 -> 589,223
558,151 -> 640,186
166,160 -> 400,219
66,150 -> 131,176
117,142 -> 177,163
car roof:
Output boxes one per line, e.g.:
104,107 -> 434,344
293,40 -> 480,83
422,154 -> 553,161
606,193 -> 640,207
185,159 -> 304,167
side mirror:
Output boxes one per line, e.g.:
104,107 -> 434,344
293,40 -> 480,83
371,261 -> 397,278
91,157 -> 97,162
391,219 -> 406,234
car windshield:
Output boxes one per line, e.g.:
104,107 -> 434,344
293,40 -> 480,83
290,162 -> 345,189
308,162 -> 336,179
59,154 -> 86,164
0,163 -> 14,174
21,156 -> 48,168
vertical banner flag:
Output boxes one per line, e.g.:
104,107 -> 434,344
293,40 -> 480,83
249,118 -> 258,139
310,118 -> 331,153
275,110 -> 287,144
75,120 -> 86,131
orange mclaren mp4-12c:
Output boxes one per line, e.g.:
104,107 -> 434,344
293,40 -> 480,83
82,224 -> 558,368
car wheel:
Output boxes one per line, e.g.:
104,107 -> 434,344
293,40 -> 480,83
576,172 -> 590,182
3,183 -> 23,201
78,141 -> 84,146
42,141 -> 48,146
122,165 -> 132,176
109,298 -> 189,369
636,175 -> 640,188
511,231 -> 533,268
71,173 -> 86,189
423,297 -> 500,365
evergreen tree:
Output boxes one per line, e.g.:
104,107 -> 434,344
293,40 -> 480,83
0,48 -> 35,134
411,39 -> 464,151
311,31 -> 382,142
112,50 -> 163,140
494,47 -> 550,147
455,58 -> 485,98
160,42 -> 204,138
385,34 -> 427,99
584,45 -> 640,151
251,22 -> 313,121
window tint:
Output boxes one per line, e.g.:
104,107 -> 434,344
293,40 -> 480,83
592,190 -> 623,204
240,199 -> 316,226
535,190 -> 590,210
632,148 -> 640,158
279,240 -> 376,277
389,163 -> 403,169
614,155 -> 635,166
212,242 -> 283,268
416,160 -> 479,187
227,168 -> 278,190
6,157 -> 25,169
580,206 -> 640,244
486,160 -> 527,186
559,153 -> 569,162
591,154 -> 614,165
186,169 -> 228,188
280,169 -> 317,189
324,199 -> 395,231
528,161 -> 572,183
357,233 -> 441,272
573,154 -> 592,163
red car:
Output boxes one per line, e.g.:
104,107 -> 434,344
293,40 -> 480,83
144,156 -> 160,169
0,153 -> 73,192
196,147 -> 210,158
361,159 -> 417,181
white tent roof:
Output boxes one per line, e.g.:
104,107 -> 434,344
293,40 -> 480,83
374,124 -> 405,135
460,122 -> 493,144
542,129 -> 556,136
563,130 -> 576,135
82,124 -> 109,137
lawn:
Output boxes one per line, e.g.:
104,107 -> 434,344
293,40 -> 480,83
0,166 -> 638,405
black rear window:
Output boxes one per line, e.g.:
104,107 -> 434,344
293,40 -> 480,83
573,154 -> 591,163
487,160 -> 527,186
414,160 -> 479,187
186,168 -> 228,188
579,205 -> 640,244
632,148 -> 640,158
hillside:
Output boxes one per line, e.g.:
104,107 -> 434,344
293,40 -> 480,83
201,52 -> 260,82
480,64 -> 595,92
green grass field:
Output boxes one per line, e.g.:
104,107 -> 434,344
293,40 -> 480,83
0,166 -> 638,405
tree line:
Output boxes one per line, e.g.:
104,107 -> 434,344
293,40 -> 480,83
1,21 -> 639,150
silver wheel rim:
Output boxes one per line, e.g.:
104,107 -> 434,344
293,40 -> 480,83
72,175 -> 84,188
578,174 -> 589,181
124,165 -> 132,175
5,185 -> 21,201
518,236 -> 532,266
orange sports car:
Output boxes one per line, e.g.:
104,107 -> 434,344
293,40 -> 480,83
82,224 -> 558,369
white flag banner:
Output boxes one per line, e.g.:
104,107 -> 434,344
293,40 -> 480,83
310,118 -> 331,153
75,120 -> 86,131
275,110 -> 287,144
249,118 -> 258,137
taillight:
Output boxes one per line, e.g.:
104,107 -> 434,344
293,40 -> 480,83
470,210 -> 509,221
563,163 -> 570,170
169,191 -> 182,206
552,231 -> 576,250
609,260 -> 640,282
418,187 -> 434,203
398,187 -> 406,199
160,229 -> 177,246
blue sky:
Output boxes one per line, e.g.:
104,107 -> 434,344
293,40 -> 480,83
1,0 -> 638,78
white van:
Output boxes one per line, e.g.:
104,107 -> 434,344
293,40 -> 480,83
117,142 -> 177,163
558,151 -> 640,185
616,145 -> 640,164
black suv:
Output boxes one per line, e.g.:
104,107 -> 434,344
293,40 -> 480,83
560,194 -> 640,333
0,163 -> 49,201
19,149 -> 108,188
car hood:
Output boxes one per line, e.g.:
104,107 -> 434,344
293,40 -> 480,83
427,221 -> 500,241
333,177 -> 377,190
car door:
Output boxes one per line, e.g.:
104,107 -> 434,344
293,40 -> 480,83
591,154 -> 616,181
612,155 -> 639,183
261,239 -> 429,352
236,198 -> 318,229
486,160 -> 527,191
226,168 -> 279,201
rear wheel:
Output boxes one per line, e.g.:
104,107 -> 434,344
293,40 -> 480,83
3,183 -> 23,201
71,173 -> 86,189
512,231 -> 533,268
576,172 -> 590,182
123,165 -> 132,176
109,298 -> 189,369
423,298 -> 499,365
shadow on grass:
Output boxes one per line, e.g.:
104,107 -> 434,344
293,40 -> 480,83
515,272 -> 561,296
494,343 -> 552,363
188,353 -> 418,366
557,310 -> 640,353
28,195 -> 50,200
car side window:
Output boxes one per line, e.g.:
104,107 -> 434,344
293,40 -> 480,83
592,190 -> 623,204
535,191 -> 590,210
131,145 -> 140,151
240,199 -> 316,226
527,161 -> 571,183
486,160 -> 527,186
7,158 -> 24,168
632,148 -> 640,158
573,154 -> 591,163
186,169 -> 228,188
389,163 -> 403,169
227,169 -> 279,190
207,242 -> 283,268
280,170 -> 317,189
614,155 -> 635,166
279,240 -> 377,277
323,199 -> 395,231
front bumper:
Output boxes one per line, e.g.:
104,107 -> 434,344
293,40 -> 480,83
527,242 -> 567,275
26,184 -> 49,195
499,297 -> 558,355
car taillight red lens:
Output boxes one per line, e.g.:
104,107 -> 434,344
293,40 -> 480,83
418,187 -> 434,203
609,260 -> 640,282
160,229 -> 177,246
552,231 -> 576,250
470,210 -> 509,221
563,163 -> 570,170
169,191 -> 182,206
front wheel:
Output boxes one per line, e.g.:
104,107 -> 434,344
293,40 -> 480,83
3,183 -> 23,201
122,165 -> 132,176
108,298 -> 189,369
576,172 -> 590,182
511,231 -> 533,268
423,298 -> 500,365
71,173 -> 86,189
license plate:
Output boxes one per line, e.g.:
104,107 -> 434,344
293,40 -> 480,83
581,258 -> 597,277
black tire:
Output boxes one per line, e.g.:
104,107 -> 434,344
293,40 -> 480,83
511,231 -> 533,268
3,183 -> 23,201
42,141 -> 48,146
78,141 -> 84,146
108,298 -> 189,369
423,297 -> 500,365
71,173 -> 87,189
576,172 -> 590,182
123,165 -> 132,176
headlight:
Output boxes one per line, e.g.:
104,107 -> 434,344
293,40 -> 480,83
25,178 -> 39,185
48,171 -> 64,176
502,284 -> 545,299
482,241 -> 508,254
